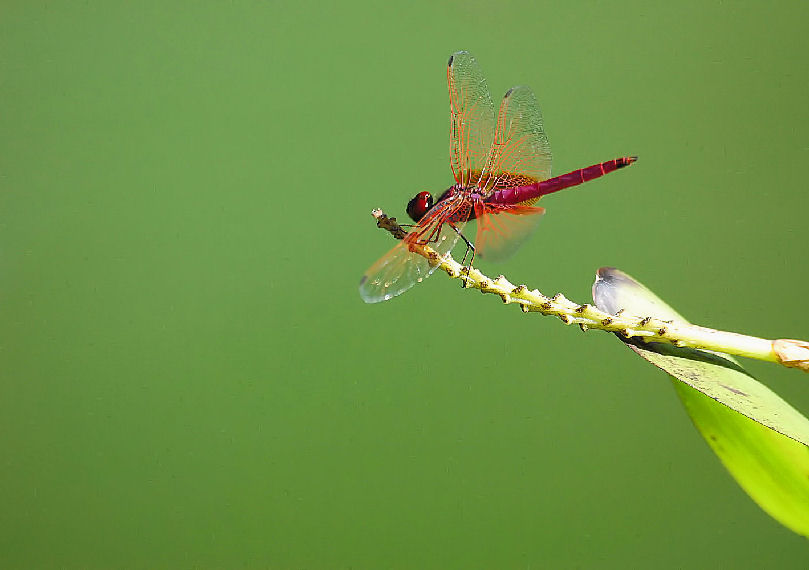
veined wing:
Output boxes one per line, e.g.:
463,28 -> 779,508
473,200 -> 545,262
447,51 -> 496,188
358,240 -> 435,303
359,195 -> 469,303
480,85 -> 552,199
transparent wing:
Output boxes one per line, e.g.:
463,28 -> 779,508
447,51 -> 496,188
359,240 -> 436,303
480,85 -> 552,197
473,201 -> 545,262
359,196 -> 469,303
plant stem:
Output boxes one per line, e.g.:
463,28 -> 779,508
370,209 -> 809,372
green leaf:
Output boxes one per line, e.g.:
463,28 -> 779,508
592,267 -> 809,537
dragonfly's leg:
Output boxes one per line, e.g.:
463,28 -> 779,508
410,221 -> 442,247
449,223 -> 475,288
423,223 -> 443,245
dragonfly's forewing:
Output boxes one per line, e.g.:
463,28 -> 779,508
359,240 -> 435,303
447,51 -> 496,189
359,197 -> 468,303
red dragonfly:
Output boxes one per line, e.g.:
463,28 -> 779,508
359,51 -> 636,303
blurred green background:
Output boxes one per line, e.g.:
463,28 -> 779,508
2,1 -> 808,568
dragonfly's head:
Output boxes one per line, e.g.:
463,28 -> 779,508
406,191 -> 434,222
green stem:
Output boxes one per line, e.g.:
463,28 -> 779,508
371,210 -> 809,372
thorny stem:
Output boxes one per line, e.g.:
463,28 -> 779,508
370,209 -> 809,373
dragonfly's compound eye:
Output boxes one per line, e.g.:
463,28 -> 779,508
406,191 -> 434,222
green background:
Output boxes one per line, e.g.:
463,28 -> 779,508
3,1 -> 808,568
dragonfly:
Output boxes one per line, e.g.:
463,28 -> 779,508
359,51 -> 636,303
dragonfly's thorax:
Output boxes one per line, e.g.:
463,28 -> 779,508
435,184 -> 462,203
436,184 -> 486,201
429,184 -> 487,222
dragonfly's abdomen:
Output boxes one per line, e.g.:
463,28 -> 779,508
488,156 -> 637,206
